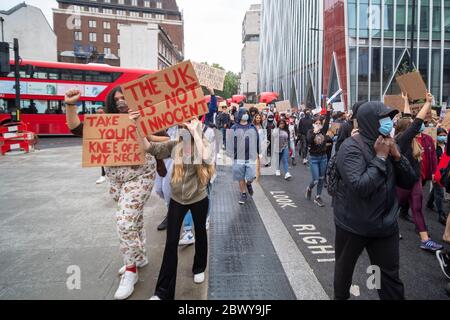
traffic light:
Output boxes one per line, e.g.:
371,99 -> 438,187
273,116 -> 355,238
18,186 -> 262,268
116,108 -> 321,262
0,41 -> 10,75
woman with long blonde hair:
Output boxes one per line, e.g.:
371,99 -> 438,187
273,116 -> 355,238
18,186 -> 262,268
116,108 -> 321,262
130,111 -> 215,300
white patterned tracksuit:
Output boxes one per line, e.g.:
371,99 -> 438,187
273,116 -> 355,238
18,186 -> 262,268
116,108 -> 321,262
106,153 -> 156,267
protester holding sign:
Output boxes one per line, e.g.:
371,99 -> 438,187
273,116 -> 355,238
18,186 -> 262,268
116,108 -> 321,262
395,92 -> 444,252
128,111 -> 215,301
64,87 -> 160,300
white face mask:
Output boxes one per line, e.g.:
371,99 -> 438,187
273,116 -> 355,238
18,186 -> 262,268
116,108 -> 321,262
241,114 -> 249,122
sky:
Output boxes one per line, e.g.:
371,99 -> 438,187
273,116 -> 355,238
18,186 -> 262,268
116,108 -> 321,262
0,0 -> 259,73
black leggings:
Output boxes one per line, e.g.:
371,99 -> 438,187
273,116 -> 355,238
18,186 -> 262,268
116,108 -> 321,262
154,197 -> 209,300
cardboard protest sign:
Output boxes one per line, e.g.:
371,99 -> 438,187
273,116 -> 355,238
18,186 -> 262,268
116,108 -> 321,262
396,71 -> 427,101
192,62 -> 226,91
441,111 -> 450,130
82,114 -> 145,168
243,104 -> 255,110
121,61 -> 207,136
275,100 -> 291,113
384,95 -> 405,112
424,127 -> 437,145
256,103 -> 267,112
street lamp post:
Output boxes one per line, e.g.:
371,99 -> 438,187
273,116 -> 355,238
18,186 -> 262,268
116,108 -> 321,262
0,17 -> 4,42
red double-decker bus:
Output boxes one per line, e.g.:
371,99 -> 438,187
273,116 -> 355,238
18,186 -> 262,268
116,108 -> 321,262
0,60 -> 154,135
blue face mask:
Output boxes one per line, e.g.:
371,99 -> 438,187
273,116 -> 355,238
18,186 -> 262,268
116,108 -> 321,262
379,117 -> 393,136
438,136 -> 447,144
419,123 -> 425,133
241,114 -> 249,122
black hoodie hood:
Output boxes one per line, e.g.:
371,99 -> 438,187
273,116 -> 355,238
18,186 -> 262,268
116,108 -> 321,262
357,102 -> 398,141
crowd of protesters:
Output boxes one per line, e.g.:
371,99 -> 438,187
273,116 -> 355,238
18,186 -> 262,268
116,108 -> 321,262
65,80 -> 450,300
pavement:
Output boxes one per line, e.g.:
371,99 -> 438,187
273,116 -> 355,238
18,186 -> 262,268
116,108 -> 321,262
0,137 -> 449,300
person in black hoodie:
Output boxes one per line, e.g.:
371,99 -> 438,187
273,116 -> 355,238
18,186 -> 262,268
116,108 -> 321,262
297,109 -> 314,165
305,105 -> 332,207
333,101 -> 417,300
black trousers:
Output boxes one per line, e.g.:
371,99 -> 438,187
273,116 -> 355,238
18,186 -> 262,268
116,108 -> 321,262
334,225 -> 405,300
298,134 -> 308,160
155,197 -> 209,300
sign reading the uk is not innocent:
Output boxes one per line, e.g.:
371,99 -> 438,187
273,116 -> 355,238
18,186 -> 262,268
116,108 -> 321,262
121,60 -> 208,136
82,114 -> 145,168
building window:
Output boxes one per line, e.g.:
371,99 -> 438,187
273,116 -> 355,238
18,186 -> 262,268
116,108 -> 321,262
144,1 -> 150,7
103,8 -> 113,15
104,34 -> 111,43
129,11 -> 140,17
143,13 -> 152,19
118,0 -> 124,4
74,31 -> 82,41
89,33 -> 97,42
156,1 -> 162,9
155,14 -> 164,20
74,18 -> 81,29
117,49 -> 120,57
89,7 -> 99,13
104,48 -> 111,55
117,10 -> 126,16
132,0 -> 138,5
103,21 -> 111,29
89,20 -> 96,28
104,0 -> 111,3
72,5 -> 83,12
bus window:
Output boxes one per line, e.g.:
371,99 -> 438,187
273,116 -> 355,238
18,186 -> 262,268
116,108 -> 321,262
85,71 -> 112,83
48,100 -> 63,114
85,101 -> 104,114
0,99 -> 7,114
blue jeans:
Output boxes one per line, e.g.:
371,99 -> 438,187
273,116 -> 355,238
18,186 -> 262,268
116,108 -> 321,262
183,183 -> 213,231
308,155 -> 328,196
279,147 -> 289,174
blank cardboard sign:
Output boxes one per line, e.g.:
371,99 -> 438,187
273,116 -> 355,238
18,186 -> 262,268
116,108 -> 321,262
396,71 -> 427,101
121,61 -> 208,136
384,95 -> 405,112
275,100 -> 291,112
82,114 -> 145,168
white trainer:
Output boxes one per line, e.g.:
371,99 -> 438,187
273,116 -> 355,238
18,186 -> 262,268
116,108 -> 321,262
275,170 -> 281,176
194,272 -> 205,284
179,231 -> 195,246
285,172 -> 292,180
96,176 -> 106,184
114,271 -> 138,300
118,258 -> 149,276
149,295 -> 161,300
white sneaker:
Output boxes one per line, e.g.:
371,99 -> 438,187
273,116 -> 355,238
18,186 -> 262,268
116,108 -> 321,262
194,272 -> 205,284
303,159 -> 308,165
275,170 -> 281,176
118,257 -> 149,276
285,172 -> 292,180
96,176 -> 106,184
179,231 -> 195,246
114,271 -> 138,300
206,216 -> 210,231
149,295 -> 161,300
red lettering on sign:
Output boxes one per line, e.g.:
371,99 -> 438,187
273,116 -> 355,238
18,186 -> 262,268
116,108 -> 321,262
178,64 -> 196,85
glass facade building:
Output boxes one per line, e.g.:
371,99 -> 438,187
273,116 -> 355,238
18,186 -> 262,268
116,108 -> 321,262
260,0 -> 450,109
346,0 -> 450,107
259,0 -> 324,108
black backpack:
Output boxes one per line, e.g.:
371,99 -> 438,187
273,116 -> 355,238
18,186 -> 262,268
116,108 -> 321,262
326,134 -> 371,197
